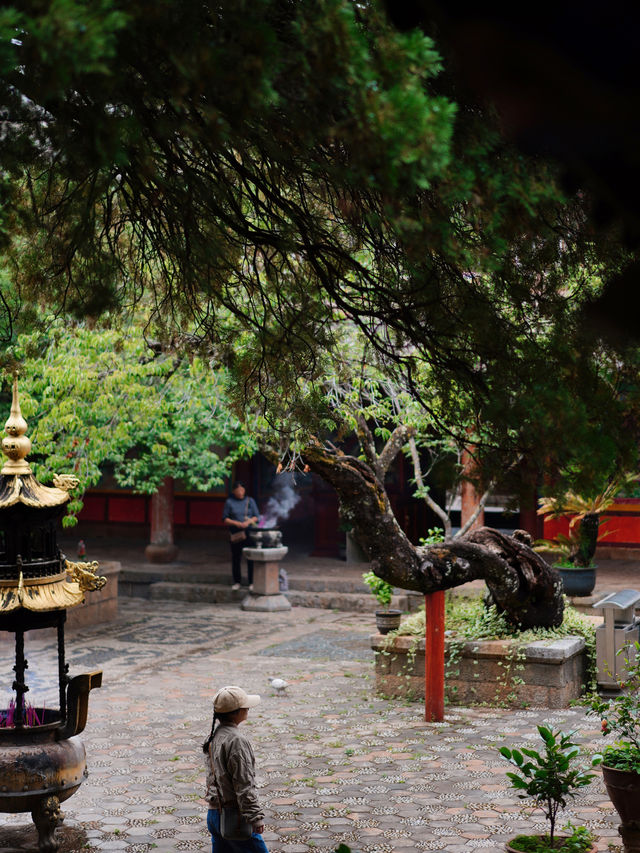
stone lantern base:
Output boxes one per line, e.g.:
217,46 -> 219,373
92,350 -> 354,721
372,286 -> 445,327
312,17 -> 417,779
241,546 -> 291,612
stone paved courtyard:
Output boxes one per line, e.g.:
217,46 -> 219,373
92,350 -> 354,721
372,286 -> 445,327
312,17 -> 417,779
0,598 -> 623,852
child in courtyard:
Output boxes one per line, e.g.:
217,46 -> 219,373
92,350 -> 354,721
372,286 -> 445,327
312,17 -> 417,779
202,685 -> 270,853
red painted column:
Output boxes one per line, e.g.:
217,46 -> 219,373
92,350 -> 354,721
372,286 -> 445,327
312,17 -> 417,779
424,590 -> 445,722
519,461 -> 541,539
145,476 -> 179,563
460,448 -> 484,532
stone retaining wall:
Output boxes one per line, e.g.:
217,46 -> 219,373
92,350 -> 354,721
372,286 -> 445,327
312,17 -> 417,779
371,633 -> 587,708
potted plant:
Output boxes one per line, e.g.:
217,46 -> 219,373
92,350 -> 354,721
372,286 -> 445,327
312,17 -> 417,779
535,473 -> 637,596
534,525 -> 599,597
362,570 -> 401,634
498,725 -> 598,852
583,641 -> 640,837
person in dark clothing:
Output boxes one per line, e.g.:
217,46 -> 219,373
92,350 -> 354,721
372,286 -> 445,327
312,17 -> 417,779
222,482 -> 260,590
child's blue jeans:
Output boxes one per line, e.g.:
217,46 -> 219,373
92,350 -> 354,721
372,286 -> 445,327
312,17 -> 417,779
207,809 -> 269,853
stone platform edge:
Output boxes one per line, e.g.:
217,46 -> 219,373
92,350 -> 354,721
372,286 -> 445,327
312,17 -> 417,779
371,633 -> 584,662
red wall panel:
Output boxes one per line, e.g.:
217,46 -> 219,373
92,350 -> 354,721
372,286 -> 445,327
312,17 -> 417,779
79,494 -> 107,522
173,498 -> 187,525
108,496 -> 148,524
188,500 -> 224,527
600,515 -> 640,543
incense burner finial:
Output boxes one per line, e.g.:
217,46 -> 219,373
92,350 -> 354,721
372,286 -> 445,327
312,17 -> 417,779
1,376 -> 32,475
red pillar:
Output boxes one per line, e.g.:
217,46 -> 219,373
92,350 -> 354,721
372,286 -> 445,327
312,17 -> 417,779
460,448 -> 484,532
518,462 -> 541,539
145,476 -> 179,563
519,503 -> 541,540
424,591 -> 445,722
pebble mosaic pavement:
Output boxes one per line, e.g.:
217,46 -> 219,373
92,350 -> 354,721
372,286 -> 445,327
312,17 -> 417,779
0,598 -> 624,852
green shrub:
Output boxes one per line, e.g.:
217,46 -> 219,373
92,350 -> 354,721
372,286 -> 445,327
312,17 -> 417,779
499,726 -> 597,849
362,571 -> 394,609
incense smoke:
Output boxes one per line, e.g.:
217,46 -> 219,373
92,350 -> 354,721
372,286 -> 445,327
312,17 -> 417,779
259,474 -> 301,527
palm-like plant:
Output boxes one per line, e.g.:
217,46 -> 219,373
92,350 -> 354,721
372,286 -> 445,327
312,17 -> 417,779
535,473 -> 638,568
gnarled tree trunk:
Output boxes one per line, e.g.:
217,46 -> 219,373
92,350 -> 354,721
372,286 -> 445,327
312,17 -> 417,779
303,440 -> 563,629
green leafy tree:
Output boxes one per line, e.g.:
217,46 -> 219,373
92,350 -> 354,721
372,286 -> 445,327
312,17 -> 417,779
8,319 -> 255,525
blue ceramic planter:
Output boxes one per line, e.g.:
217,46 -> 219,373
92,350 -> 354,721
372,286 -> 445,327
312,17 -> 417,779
556,566 -> 596,597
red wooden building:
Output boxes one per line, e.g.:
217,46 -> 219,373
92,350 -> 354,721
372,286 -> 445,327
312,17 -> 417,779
72,452 -> 459,558
72,450 -> 554,559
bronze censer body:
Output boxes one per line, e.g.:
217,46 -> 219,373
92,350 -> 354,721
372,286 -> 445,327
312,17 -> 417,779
0,380 -> 106,851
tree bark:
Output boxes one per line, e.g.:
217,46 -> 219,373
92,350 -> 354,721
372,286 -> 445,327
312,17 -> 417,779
303,441 -> 563,629
572,512 -> 599,567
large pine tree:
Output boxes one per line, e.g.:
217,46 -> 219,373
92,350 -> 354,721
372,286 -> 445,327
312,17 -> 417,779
0,0 -> 638,626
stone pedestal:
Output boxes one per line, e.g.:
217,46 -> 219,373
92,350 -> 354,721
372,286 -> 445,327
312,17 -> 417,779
241,546 -> 291,612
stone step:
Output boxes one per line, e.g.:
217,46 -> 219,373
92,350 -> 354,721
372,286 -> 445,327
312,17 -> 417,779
148,582 -> 247,604
119,568 -> 372,596
289,577 -> 370,593
145,581 -> 418,613
285,590 -> 412,612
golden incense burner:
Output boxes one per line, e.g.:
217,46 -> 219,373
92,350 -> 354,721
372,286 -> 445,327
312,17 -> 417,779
0,379 -> 105,851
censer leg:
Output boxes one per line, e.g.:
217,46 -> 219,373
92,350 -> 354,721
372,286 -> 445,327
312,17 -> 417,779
31,795 -> 62,853
57,614 -> 68,720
